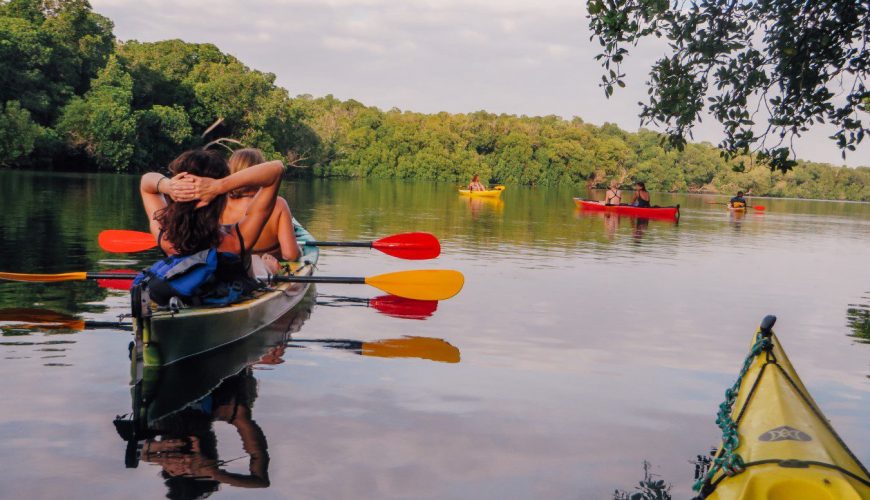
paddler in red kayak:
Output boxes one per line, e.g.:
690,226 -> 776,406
629,181 -> 651,207
603,180 -> 622,205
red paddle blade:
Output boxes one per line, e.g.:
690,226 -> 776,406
368,294 -> 439,320
372,232 -> 441,260
752,206 -> 766,211
96,269 -> 137,291
99,230 -> 156,253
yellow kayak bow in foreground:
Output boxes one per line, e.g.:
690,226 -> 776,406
697,315 -> 869,499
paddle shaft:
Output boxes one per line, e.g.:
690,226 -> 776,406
272,275 -> 364,284
304,241 -> 371,248
31,272 -> 368,285
87,272 -> 139,280
0,268 -> 462,300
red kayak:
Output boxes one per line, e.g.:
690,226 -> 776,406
573,198 -> 680,220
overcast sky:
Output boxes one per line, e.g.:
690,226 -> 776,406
91,0 -> 867,167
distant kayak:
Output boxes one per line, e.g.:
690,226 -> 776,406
459,186 -> 504,198
696,315 -> 870,499
573,198 -> 679,220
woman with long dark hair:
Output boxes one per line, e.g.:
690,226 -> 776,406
139,149 -> 284,260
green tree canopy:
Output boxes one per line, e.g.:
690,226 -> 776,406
587,0 -> 869,172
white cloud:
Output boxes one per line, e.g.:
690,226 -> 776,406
322,36 -> 386,54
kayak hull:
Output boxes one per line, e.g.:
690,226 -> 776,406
700,320 -> 870,499
573,198 -> 679,220
132,223 -> 319,367
459,189 -> 502,198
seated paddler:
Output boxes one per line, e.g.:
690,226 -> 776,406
137,149 -> 285,306
220,148 -> 300,275
729,191 -> 747,209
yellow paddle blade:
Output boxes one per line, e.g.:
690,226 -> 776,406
361,337 -> 460,363
494,185 -> 506,191
365,270 -> 464,300
0,308 -> 85,330
0,271 -> 88,283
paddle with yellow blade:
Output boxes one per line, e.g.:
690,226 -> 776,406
0,269 -> 464,301
289,336 -> 460,363
98,229 -> 441,259
0,307 -> 459,362
0,307 -> 131,332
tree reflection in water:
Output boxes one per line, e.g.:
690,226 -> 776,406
846,292 -> 869,343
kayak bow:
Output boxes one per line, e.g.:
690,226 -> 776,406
696,315 -> 870,499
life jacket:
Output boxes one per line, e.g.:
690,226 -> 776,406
133,226 -> 262,307
731,200 -> 746,208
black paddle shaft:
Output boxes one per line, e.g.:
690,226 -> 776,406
82,272 -> 366,285
271,275 -> 366,284
304,241 -> 372,248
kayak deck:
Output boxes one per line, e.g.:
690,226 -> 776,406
459,188 -> 503,198
698,316 -> 870,499
573,198 -> 680,220
133,223 -> 319,367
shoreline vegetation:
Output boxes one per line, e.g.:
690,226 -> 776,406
1,2 -> 867,201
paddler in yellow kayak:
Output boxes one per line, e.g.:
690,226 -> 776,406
729,191 -> 747,209
467,174 -> 487,192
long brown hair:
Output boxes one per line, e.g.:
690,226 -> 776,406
155,150 -> 230,255
227,148 -> 266,198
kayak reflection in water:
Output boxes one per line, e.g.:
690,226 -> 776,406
140,366 -> 270,497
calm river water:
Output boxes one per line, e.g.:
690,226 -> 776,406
0,170 -> 867,499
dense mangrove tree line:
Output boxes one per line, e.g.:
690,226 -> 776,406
1,1 -> 868,200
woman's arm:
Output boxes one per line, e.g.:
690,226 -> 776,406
140,172 -> 196,237
187,160 -> 284,252
190,160 -> 284,207
275,198 -> 301,261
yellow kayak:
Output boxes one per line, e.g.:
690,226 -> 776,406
697,315 -> 870,499
458,185 -> 504,198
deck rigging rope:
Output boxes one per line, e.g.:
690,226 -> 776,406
692,332 -> 771,493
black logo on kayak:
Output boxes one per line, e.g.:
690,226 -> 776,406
759,426 -> 812,442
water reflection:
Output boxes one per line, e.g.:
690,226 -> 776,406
316,294 -> 439,320
114,292 -> 315,497
114,289 -> 460,498
462,196 -> 504,220
846,292 -> 869,343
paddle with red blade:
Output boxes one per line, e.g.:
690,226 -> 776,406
97,230 -> 441,259
98,230 -> 158,253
